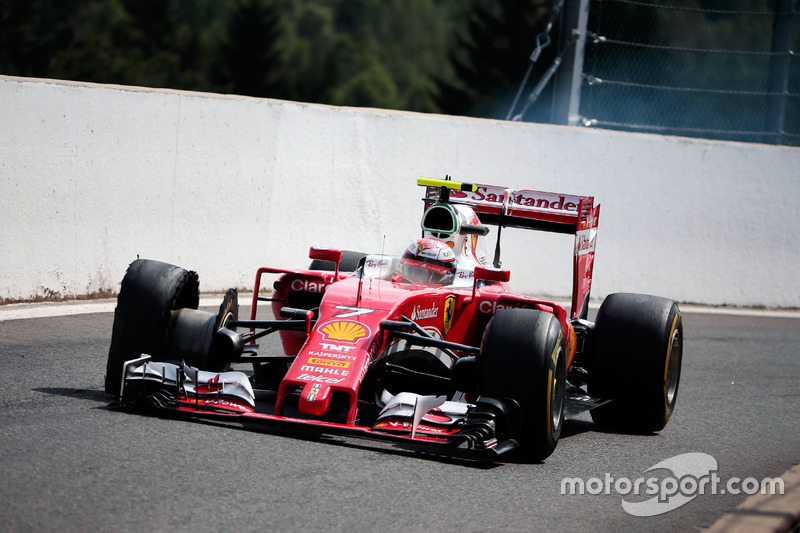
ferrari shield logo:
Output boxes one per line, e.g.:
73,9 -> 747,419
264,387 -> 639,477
443,296 -> 456,335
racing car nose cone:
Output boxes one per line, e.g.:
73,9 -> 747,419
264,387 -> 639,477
299,381 -> 333,416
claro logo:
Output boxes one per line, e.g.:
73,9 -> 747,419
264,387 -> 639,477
478,300 -> 529,314
290,279 -> 327,293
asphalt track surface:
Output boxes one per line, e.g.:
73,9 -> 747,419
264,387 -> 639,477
1,301 -> 799,532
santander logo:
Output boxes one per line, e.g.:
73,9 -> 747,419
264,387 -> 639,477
410,305 -> 438,320
575,229 -> 597,255
445,186 -> 583,213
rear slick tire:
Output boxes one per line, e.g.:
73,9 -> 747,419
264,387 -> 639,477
589,293 -> 683,433
104,259 -> 199,395
479,309 -> 567,462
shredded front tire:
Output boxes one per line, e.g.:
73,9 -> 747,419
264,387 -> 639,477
105,259 -> 199,395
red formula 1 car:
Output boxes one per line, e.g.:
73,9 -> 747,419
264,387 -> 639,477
105,178 -> 683,461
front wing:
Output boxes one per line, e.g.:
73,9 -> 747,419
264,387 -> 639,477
118,356 -> 609,459
118,357 -> 521,457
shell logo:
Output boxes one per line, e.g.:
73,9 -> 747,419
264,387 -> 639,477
319,320 -> 370,342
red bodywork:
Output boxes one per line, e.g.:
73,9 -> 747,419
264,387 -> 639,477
249,269 -> 575,428
123,179 -> 602,453
237,180 -> 599,435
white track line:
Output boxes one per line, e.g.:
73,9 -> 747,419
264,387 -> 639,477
0,296 -> 232,321
1,295 -> 797,321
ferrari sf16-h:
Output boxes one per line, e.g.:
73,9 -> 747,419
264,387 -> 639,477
105,178 -> 683,461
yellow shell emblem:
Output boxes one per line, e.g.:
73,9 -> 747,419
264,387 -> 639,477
320,320 -> 369,342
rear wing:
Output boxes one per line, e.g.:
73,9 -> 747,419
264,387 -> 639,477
418,178 -> 600,320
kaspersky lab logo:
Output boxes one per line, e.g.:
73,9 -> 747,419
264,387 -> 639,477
561,452 -> 785,517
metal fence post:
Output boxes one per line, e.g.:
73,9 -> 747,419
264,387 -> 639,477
551,0 -> 590,126
766,0 -> 797,145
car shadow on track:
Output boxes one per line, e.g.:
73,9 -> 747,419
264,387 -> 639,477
34,386 -> 504,469
34,387 -> 116,405
34,387 -> 654,467
562,417 -> 664,438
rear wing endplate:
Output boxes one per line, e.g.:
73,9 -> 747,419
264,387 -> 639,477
419,178 -> 600,320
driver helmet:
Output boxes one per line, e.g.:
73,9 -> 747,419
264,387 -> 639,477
400,238 -> 457,285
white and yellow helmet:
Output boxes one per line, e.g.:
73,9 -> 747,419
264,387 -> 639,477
421,202 -> 489,267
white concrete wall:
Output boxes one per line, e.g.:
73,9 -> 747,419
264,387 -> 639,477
2,75 -> 798,308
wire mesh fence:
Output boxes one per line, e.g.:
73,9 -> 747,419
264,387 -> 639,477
579,0 -> 799,146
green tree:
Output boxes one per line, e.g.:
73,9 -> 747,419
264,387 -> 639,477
281,1 -> 340,103
0,0 -> 81,77
215,0 -> 285,98
437,0 -> 553,119
29,0 -> 217,91
325,0 -> 461,112
332,51 -> 398,108
46,0 -> 139,85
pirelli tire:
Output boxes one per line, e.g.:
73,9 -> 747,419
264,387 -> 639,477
478,309 -> 567,462
308,250 -> 367,272
104,259 -> 200,395
589,293 -> 683,433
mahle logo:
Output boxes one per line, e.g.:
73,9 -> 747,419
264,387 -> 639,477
561,452 -> 785,517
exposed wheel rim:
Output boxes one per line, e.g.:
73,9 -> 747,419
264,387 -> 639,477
665,327 -> 682,406
216,289 -> 238,332
220,310 -> 235,330
551,346 -> 566,434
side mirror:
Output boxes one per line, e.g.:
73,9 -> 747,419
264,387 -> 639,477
474,266 -> 510,283
465,266 -> 511,303
309,247 -> 342,263
309,247 -> 343,280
